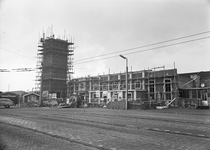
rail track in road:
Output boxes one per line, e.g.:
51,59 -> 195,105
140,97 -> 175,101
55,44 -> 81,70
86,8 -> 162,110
1,109 -> 210,139
0,121 -> 105,150
61,111 -> 210,126
2,108 -> 210,126
1,108 -> 210,150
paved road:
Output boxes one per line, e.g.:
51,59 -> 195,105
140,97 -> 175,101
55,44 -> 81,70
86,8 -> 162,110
0,122 -> 98,150
0,107 -> 210,150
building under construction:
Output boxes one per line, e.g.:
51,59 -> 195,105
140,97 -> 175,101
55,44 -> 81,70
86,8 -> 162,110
35,33 -> 74,100
68,67 -> 210,109
68,66 -> 178,108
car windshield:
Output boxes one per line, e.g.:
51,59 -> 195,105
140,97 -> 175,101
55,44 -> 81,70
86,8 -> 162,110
1,99 -> 10,102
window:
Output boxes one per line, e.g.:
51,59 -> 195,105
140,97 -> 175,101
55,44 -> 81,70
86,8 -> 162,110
149,80 -> 154,84
92,83 -> 99,91
112,82 -> 118,90
165,84 -> 171,92
166,93 -> 171,100
165,79 -> 171,92
79,83 -> 84,89
149,80 -> 155,93
149,85 -> 154,93
164,79 -> 172,100
92,93 -> 96,98
135,81 -> 141,89
121,82 -> 126,90
102,83 -> 107,90
150,94 -> 155,100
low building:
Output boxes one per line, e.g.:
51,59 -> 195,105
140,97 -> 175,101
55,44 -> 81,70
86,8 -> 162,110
178,71 -> 210,108
23,92 -> 40,103
0,91 -> 26,105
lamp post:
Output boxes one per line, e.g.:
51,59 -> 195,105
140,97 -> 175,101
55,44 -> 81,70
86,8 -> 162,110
119,54 -> 128,110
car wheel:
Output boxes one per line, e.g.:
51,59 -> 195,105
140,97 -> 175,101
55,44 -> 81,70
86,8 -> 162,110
4,105 -> 10,108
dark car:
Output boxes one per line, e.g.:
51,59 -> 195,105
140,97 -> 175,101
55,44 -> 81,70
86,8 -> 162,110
0,98 -> 14,108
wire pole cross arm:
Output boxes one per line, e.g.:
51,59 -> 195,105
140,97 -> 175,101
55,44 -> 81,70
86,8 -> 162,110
0,69 -> 10,72
119,54 -> 127,59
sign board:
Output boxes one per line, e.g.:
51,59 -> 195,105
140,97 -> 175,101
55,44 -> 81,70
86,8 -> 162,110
102,91 -> 108,97
42,91 -> 48,98
112,92 -> 118,100
96,91 -> 100,98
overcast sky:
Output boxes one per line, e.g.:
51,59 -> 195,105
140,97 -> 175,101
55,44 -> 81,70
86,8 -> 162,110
0,0 -> 210,92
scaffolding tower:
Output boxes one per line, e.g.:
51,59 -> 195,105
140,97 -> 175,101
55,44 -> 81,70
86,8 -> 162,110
35,32 -> 74,100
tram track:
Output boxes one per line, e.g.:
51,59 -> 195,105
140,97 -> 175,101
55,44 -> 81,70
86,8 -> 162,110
0,121 -> 107,150
66,111 -> 210,126
2,111 -> 210,139
1,108 -> 210,150
3,109 -> 210,127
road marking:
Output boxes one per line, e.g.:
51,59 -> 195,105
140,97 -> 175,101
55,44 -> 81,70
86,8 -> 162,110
174,131 -> 181,134
198,134 -> 205,137
126,124 -> 134,127
164,130 -> 170,132
153,128 -> 160,131
184,132 -> 192,135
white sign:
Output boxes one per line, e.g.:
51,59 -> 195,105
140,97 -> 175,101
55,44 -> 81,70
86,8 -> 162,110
102,91 -> 108,96
52,93 -> 57,98
42,91 -> 48,98
96,91 -> 100,98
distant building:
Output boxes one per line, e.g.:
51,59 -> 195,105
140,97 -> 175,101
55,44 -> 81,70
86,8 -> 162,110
178,71 -> 210,108
23,92 -> 40,103
0,91 -> 26,105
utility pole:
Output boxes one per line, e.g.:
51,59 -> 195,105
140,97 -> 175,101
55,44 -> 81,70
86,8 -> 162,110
39,62 -> 43,106
120,55 -> 128,110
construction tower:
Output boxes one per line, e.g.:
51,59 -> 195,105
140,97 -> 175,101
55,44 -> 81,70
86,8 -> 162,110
35,32 -> 74,100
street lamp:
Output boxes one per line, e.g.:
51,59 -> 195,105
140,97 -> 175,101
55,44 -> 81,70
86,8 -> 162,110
119,54 -> 128,110
39,62 -> 43,106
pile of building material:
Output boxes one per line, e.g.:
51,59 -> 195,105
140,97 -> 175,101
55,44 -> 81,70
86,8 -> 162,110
156,97 -> 176,109
106,100 -> 126,110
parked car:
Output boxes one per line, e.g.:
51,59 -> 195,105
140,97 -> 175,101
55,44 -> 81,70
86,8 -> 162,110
0,98 -> 14,108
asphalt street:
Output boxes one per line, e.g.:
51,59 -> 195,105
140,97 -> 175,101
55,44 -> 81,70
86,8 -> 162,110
0,107 -> 210,150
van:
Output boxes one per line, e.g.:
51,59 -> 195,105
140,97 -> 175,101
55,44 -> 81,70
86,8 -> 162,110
0,98 -> 14,108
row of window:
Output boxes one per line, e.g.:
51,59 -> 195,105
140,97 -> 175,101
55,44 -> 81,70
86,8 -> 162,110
78,79 -> 172,92
149,92 -> 172,100
149,79 -> 172,92
78,81 -> 142,91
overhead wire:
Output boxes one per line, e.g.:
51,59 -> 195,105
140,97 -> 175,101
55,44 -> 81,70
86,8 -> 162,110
0,47 -> 36,61
1,31 -> 210,70
74,36 -> 210,65
74,30 -> 210,62
0,38 -> 38,63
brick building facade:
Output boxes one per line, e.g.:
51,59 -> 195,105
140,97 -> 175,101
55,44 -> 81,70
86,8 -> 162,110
68,68 -> 178,106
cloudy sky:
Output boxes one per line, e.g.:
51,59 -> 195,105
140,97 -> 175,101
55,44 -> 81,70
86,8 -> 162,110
0,0 -> 210,92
